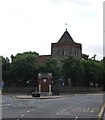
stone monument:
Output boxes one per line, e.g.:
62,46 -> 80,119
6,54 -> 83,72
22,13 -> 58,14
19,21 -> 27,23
38,73 -> 52,96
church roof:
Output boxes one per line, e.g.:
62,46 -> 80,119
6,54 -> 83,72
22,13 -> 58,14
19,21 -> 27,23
58,30 -> 74,43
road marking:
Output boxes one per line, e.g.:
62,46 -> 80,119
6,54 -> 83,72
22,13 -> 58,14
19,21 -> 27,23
30,102 -> 34,104
56,112 -> 59,115
21,114 -> 24,117
79,110 -> 82,112
59,110 -> 64,113
39,106 -> 43,108
27,110 -> 30,113
98,103 -> 105,120
7,104 -> 11,106
75,116 -> 79,120
87,93 -> 103,96
83,110 -> 87,112
12,104 -> 22,107
2,107 -> 8,109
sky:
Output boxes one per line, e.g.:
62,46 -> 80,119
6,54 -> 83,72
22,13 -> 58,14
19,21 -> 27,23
0,0 -> 104,60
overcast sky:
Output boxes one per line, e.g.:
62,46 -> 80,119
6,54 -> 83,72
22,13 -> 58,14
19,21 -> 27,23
0,0 -> 104,60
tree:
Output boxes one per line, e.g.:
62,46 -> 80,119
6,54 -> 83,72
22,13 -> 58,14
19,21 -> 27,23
1,56 -> 10,87
9,51 -> 39,87
61,57 -> 84,86
102,57 -> 105,90
38,58 -> 60,84
82,59 -> 103,87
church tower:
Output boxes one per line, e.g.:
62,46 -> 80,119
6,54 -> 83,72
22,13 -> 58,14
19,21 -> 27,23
51,29 -> 82,58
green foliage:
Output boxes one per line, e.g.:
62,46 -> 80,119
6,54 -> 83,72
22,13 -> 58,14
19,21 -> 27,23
61,57 -> 84,86
102,57 -> 105,90
82,59 -> 103,86
1,51 -> 103,87
1,56 -> 10,86
38,58 -> 60,83
9,51 -> 39,87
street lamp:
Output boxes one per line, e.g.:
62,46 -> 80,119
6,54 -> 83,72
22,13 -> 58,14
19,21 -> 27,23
26,80 -> 30,96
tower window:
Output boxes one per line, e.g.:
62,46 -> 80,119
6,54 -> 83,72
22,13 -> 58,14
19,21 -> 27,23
58,51 -> 60,55
63,51 -> 66,55
75,50 -> 78,56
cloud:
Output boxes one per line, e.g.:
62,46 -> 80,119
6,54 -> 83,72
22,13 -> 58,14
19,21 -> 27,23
49,0 -> 92,6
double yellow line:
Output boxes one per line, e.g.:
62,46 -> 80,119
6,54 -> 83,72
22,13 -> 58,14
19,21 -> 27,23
98,103 -> 105,120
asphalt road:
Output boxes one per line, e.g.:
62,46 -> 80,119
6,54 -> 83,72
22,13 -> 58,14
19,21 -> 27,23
1,93 -> 104,119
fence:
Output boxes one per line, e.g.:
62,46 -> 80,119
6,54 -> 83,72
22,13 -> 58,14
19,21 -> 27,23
3,86 -> 103,94
59,86 -> 102,94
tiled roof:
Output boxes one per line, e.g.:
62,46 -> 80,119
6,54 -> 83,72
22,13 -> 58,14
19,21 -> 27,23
37,55 -> 51,64
58,30 -> 74,43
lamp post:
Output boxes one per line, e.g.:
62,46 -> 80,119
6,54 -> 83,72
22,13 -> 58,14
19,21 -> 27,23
27,80 -> 30,96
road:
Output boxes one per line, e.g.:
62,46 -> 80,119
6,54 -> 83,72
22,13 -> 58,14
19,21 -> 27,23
1,93 -> 104,119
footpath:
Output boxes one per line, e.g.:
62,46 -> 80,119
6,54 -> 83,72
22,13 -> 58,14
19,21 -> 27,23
15,93 -> 74,99
15,95 -> 62,99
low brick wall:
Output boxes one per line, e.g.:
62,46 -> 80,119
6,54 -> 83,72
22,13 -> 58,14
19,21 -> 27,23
3,86 -> 103,94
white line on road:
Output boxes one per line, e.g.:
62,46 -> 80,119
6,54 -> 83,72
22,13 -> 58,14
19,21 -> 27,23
79,110 -> 82,112
75,116 -> 79,120
21,114 -> 25,117
56,112 -> 59,115
7,104 -> 11,105
83,110 -> 87,112
39,106 -> 43,108
30,102 -> 34,104
2,107 -> 8,109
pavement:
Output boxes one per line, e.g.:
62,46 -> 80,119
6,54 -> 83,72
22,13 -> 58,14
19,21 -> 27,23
15,95 -> 62,99
14,93 -> 76,99
14,93 -> 103,99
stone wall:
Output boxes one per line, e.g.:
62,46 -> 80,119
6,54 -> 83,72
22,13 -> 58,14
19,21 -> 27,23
51,42 -> 82,58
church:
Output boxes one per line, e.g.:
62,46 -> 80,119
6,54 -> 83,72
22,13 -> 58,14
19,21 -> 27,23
37,28 -> 82,64
51,29 -> 82,58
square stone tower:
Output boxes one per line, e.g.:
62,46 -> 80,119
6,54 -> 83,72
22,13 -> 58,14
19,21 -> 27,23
51,30 -> 82,58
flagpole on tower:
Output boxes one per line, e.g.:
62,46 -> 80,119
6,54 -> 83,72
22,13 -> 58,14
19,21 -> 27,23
65,23 -> 67,31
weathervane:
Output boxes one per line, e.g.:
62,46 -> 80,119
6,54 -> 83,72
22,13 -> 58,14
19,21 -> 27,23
65,23 -> 67,31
